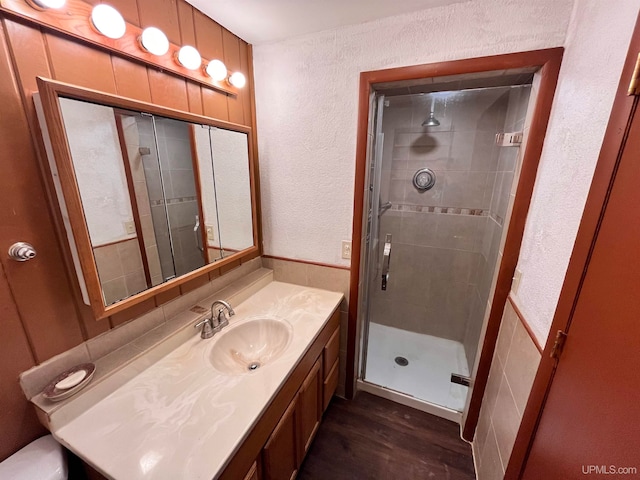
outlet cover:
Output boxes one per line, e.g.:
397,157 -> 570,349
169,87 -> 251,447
124,221 -> 136,234
341,240 -> 352,260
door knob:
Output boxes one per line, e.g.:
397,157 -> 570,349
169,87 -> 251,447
8,242 -> 36,261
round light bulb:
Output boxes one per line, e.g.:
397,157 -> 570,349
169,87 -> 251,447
228,72 -> 246,88
91,5 -> 126,40
206,60 -> 227,82
177,45 -> 201,70
30,0 -> 66,8
140,27 -> 169,56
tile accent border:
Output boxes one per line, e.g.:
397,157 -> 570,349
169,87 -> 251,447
390,203 -> 489,216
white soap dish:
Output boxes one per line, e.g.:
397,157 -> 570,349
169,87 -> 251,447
43,363 -> 95,402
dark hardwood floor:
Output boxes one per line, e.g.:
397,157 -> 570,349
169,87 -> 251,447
298,392 -> 476,480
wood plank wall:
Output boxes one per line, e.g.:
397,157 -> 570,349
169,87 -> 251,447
0,0 -> 255,461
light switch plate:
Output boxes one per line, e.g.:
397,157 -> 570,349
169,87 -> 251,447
124,221 -> 136,234
512,267 -> 523,294
341,240 -> 352,260
206,225 -> 215,242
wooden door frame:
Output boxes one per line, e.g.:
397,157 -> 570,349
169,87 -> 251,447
346,49 -> 564,442
505,16 -> 640,479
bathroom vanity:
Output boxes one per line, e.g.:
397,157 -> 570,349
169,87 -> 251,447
36,279 -> 342,480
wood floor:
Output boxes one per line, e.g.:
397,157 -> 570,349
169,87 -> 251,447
298,392 -> 476,480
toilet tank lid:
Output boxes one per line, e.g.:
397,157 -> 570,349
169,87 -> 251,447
0,435 -> 68,480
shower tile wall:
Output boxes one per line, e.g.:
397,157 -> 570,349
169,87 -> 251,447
154,118 -> 204,277
136,117 -> 204,280
122,116 -> 163,287
371,86 -> 531,368
463,86 -> 532,368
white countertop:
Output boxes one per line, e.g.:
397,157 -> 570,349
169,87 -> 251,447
51,281 -> 342,480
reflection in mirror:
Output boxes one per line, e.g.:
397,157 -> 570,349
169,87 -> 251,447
59,98 -> 215,306
211,128 -> 254,253
193,127 -> 254,255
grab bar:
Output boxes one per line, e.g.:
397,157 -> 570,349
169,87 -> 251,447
381,234 -> 392,290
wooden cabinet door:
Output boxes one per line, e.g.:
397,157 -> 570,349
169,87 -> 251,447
243,461 -> 259,480
262,396 -> 298,480
297,357 -> 322,465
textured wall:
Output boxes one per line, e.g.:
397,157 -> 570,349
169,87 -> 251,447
514,0 -> 640,343
253,0 -> 574,267
59,99 -> 134,246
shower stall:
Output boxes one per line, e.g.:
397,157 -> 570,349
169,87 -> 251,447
358,79 -> 533,419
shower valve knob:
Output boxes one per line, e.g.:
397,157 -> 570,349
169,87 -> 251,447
8,242 -> 36,262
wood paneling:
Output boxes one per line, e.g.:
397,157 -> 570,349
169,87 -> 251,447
104,0 -> 140,27
4,18 -> 110,342
0,264 -> 46,461
136,0 -> 180,45
186,79 -> 203,115
45,32 -> 117,93
177,1 -> 195,46
147,67 -> 189,111
223,28 -> 243,124
0,20 -> 86,362
0,0 -> 256,461
111,56 -> 151,102
193,10 -> 223,59
202,87 -> 229,121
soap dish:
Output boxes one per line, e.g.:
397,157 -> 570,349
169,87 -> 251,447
42,363 -> 95,402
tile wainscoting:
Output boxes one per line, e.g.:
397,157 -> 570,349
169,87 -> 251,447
473,295 -> 542,479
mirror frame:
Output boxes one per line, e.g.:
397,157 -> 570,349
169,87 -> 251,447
35,76 -> 260,320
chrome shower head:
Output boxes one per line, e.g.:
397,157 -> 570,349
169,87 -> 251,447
422,112 -> 440,127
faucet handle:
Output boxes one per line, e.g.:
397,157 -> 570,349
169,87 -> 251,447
194,317 -> 214,339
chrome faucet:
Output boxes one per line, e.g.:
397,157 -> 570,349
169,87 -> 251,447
194,300 -> 235,339
210,299 -> 235,330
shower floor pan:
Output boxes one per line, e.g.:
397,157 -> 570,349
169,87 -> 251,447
365,322 -> 469,412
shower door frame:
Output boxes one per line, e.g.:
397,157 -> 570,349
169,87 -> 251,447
346,48 -> 564,441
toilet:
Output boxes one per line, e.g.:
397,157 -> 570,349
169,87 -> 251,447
0,435 -> 68,480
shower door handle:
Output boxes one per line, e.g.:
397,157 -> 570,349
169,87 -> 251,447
381,234 -> 392,290
194,215 -> 204,253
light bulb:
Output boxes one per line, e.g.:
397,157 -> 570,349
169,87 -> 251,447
177,46 -> 201,70
91,5 -> 126,40
228,72 -> 246,88
30,0 -> 66,8
206,60 -> 227,82
140,27 -> 169,56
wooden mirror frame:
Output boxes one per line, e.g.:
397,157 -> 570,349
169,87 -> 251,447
35,76 -> 260,320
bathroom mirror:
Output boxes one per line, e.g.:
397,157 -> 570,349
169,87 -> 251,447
35,77 -> 258,319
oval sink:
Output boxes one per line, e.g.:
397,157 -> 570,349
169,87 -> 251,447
209,317 -> 293,374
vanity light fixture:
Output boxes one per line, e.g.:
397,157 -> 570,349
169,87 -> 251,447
177,45 -> 202,70
90,4 -> 126,40
228,71 -> 246,88
28,0 -> 66,9
205,59 -> 228,82
140,27 -> 170,56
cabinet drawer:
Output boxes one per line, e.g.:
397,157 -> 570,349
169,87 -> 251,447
323,327 -> 339,379
323,358 -> 339,411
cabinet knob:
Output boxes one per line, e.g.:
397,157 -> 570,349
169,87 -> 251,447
8,242 -> 37,262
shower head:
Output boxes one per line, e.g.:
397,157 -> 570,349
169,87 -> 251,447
422,111 -> 440,127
